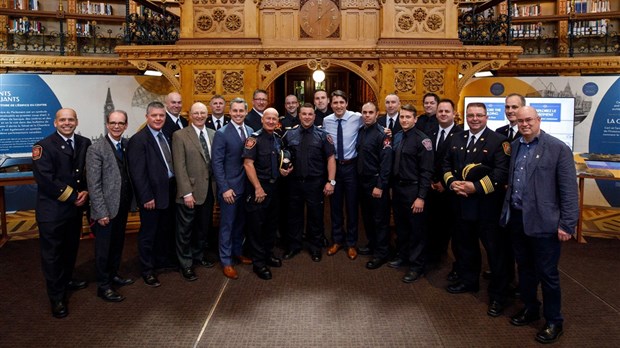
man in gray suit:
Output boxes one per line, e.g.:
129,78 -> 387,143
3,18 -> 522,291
172,102 -> 217,282
86,110 -> 134,303
500,106 -> 578,344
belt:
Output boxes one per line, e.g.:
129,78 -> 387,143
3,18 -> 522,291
338,158 -> 357,165
396,180 -> 418,186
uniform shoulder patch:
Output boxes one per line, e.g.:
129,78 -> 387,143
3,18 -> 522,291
502,141 -> 511,156
326,134 -> 334,145
32,145 -> 43,160
382,137 -> 392,149
422,138 -> 433,151
245,137 -> 257,150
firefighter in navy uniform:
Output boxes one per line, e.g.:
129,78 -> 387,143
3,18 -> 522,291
32,108 -> 91,318
282,103 -> 336,262
243,108 -> 293,280
356,102 -> 393,270
390,104 -> 434,283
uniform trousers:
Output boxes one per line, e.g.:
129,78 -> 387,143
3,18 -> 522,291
509,209 -> 563,324
287,176 -> 325,253
425,189 -> 457,264
331,161 -> 358,247
246,181 -> 278,268
358,177 -> 390,260
392,183 -> 426,273
38,214 -> 83,301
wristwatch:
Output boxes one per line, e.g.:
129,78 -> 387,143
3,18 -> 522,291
328,179 -> 336,186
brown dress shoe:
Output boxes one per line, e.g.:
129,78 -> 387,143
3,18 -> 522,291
223,266 -> 239,280
237,256 -> 253,265
327,243 -> 342,256
346,247 -> 358,260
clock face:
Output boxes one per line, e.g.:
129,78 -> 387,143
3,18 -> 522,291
300,0 -> 341,39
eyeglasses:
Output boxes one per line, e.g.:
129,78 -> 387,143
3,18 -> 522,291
253,98 -> 268,102
466,114 -> 487,119
108,122 -> 127,126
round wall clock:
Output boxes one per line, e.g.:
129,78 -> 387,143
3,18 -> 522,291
300,0 -> 341,39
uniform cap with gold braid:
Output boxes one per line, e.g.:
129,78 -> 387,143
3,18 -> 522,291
462,163 -> 494,194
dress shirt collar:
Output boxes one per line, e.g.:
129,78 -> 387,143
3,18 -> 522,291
57,132 -> 75,144
107,133 -> 122,146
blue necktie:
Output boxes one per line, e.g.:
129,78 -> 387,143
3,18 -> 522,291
116,142 -> 123,159
337,119 -> 344,161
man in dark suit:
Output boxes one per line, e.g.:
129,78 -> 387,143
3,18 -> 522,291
86,110 -> 134,303
425,99 -> 463,270
245,89 -> 268,132
206,94 -> 230,131
500,106 -> 578,344
415,93 -> 440,136
313,89 -> 332,126
32,108 -> 91,318
172,102 -> 217,282
212,97 -> 254,280
161,92 -> 188,140
128,101 -> 177,287
442,102 -> 512,318
496,93 -> 525,142
377,93 -> 402,138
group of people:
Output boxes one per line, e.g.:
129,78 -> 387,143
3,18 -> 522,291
32,89 -> 578,344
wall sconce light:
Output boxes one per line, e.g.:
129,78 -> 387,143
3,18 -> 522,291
312,69 -> 326,83
307,58 -> 330,84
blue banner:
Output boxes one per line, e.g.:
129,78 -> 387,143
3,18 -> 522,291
530,103 -> 561,122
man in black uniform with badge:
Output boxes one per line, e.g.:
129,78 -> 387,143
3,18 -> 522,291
390,104 -> 434,283
32,108 -> 91,318
357,102 -> 393,270
243,107 -> 293,280
282,103 -> 336,262
442,102 -> 511,318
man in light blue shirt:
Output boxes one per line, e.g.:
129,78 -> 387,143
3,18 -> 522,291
322,90 -> 363,260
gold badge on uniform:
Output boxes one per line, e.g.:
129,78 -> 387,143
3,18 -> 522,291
502,141 -> 511,156
245,137 -> 257,150
32,145 -> 42,160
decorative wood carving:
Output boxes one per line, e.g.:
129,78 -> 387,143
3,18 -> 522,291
422,68 -> 444,95
194,70 -> 217,94
222,70 -> 245,93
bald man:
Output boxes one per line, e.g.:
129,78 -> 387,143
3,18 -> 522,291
162,92 -> 188,140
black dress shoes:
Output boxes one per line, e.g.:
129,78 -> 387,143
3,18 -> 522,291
97,288 -> 125,302
357,245 -> 373,256
446,282 -> 479,294
267,256 -> 282,268
253,266 -> 272,280
143,274 -> 161,287
112,275 -> 135,287
283,249 -> 302,260
510,308 -> 541,326
535,323 -> 563,344
51,300 -> 68,319
388,257 -> 405,269
67,279 -> 88,291
181,267 -> 198,282
487,301 -> 504,317
402,270 -> 423,283
366,258 -> 387,270
311,252 -> 322,262
197,257 -> 216,268
446,270 -> 459,282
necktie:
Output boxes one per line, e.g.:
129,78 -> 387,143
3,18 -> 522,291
116,142 -> 123,159
337,119 -> 344,161
238,126 -> 246,142
157,132 -> 174,175
508,127 -> 514,140
176,118 -> 182,128
216,119 -> 221,130
199,131 -> 210,159
388,117 -> 394,130
466,135 -> 476,160
438,129 -> 446,148
66,139 -> 74,155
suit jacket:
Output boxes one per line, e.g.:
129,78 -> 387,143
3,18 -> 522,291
496,124 -> 521,142
415,113 -> 438,136
206,115 -> 231,130
127,126 -> 172,209
161,112 -> 188,141
86,136 -> 130,220
500,131 -> 579,236
244,109 -> 262,133
211,122 -> 253,196
377,114 -> 402,134
430,123 -> 463,183
442,127 -> 510,221
172,126 -> 216,205
32,132 -> 91,222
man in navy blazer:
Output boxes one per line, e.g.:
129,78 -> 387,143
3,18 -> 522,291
212,97 -> 254,280
161,92 -> 188,140
245,89 -> 269,132
500,106 -> 578,344
377,93 -> 402,137
496,93 -> 524,142
128,101 -> 177,287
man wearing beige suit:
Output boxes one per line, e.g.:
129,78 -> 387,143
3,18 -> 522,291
172,102 -> 217,281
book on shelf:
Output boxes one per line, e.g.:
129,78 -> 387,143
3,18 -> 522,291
10,18 -> 43,34
569,0 -> 611,14
78,2 -> 114,16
